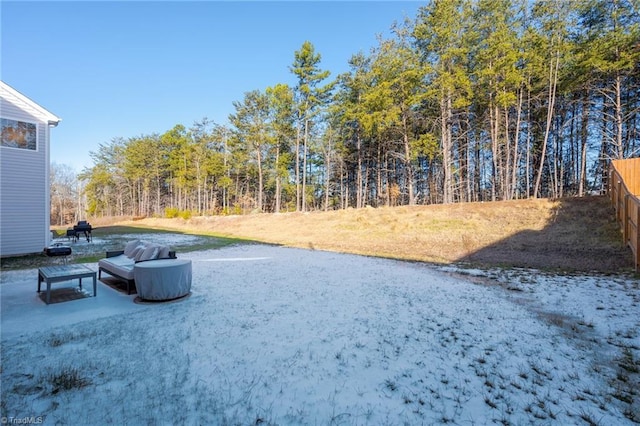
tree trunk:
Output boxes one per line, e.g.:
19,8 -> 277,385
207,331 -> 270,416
301,119 -> 309,212
511,88 -> 523,199
256,147 -> 263,211
295,124 -> 301,211
441,94 -> 453,204
534,51 -> 559,198
614,72 -> 624,159
275,145 -> 281,213
356,134 -> 363,209
578,92 -> 589,196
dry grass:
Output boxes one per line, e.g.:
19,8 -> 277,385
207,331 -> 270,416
114,196 -> 630,273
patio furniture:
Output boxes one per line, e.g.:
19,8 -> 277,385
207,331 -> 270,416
98,240 -> 176,294
134,258 -> 192,301
38,264 -> 97,304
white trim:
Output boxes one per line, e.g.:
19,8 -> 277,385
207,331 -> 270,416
45,124 -> 51,247
0,81 -> 61,125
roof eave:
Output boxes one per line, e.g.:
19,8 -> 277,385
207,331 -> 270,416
0,80 -> 62,125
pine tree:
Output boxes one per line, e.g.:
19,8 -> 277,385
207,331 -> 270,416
290,41 -> 334,211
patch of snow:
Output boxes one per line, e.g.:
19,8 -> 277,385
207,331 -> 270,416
2,244 -> 638,424
45,233 -> 211,260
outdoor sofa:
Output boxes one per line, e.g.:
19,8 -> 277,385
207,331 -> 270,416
98,240 -> 176,294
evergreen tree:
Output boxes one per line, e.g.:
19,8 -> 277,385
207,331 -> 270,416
414,0 -> 473,203
290,41 -> 334,211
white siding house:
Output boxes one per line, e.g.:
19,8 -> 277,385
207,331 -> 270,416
1,81 -> 61,257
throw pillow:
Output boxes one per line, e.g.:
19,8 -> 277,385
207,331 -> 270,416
131,245 -> 147,260
139,245 -> 160,262
123,240 -> 141,257
158,246 -> 170,258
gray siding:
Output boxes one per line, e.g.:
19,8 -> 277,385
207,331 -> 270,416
1,97 -> 49,256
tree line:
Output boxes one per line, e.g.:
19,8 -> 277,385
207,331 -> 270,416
72,0 -> 639,220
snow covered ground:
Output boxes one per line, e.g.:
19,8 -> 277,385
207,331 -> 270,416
1,243 -> 639,425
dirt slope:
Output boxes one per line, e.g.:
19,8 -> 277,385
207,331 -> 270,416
119,196 -> 631,273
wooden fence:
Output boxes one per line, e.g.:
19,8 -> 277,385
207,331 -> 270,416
610,158 -> 640,271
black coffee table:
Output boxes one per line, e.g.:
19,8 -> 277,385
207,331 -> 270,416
37,265 -> 97,304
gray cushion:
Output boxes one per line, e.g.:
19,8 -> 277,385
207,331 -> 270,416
124,240 -> 140,257
123,240 -> 141,258
99,255 -> 135,280
138,245 -> 160,261
100,242 -> 173,284
131,244 -> 147,260
158,246 -> 170,258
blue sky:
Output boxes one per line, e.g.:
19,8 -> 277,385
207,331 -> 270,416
2,1 -> 422,172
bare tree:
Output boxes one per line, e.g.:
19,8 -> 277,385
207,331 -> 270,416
50,162 -> 79,225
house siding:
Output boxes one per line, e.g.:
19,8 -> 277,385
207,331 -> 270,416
1,91 -> 51,256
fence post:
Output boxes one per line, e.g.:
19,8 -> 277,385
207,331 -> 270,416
610,170 -> 614,209
619,178 -> 624,223
616,180 -> 622,223
616,176 -> 620,209
636,206 -> 640,272
623,193 -> 629,244
610,166 -> 614,204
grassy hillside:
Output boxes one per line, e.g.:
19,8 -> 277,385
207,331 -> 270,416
116,196 -> 631,273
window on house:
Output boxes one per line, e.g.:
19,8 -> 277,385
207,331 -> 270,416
1,118 -> 37,150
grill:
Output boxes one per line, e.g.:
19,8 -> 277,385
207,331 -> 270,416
44,244 -> 72,257
69,221 -> 93,242
44,243 -> 72,264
